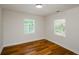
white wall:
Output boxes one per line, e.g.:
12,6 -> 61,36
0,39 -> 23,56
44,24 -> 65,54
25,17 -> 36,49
46,7 -> 79,54
3,9 -> 45,47
0,8 -> 3,54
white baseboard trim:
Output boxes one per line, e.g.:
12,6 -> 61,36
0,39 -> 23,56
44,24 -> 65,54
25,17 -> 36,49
46,39 -> 79,55
3,38 -> 78,54
3,38 -> 46,47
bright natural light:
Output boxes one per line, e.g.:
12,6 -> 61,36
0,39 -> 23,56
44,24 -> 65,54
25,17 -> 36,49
24,19 -> 35,34
54,19 -> 66,37
35,4 -> 43,8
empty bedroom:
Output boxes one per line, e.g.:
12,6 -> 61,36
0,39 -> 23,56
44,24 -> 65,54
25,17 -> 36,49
0,4 -> 79,55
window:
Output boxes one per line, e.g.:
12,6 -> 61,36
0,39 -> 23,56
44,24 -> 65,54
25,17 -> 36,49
24,19 -> 35,34
54,19 -> 66,37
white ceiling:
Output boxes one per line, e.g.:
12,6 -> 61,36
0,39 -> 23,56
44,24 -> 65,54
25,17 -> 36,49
0,4 -> 79,16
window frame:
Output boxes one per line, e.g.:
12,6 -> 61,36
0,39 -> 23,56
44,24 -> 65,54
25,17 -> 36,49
24,19 -> 35,34
54,19 -> 66,37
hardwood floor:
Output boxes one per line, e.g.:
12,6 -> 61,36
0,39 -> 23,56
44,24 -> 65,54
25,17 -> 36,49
1,39 -> 77,55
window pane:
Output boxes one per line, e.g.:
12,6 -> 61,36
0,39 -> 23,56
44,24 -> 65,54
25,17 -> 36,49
54,19 -> 65,37
24,19 -> 35,34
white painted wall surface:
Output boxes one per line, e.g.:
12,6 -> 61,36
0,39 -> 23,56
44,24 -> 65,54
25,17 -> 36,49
3,9 -> 45,47
46,7 -> 79,54
0,8 -> 3,54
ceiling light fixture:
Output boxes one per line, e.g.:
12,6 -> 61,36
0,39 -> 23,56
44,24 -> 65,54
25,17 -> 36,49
35,4 -> 43,8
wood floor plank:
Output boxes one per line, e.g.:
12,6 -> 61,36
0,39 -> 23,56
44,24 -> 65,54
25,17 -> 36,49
1,39 -> 77,55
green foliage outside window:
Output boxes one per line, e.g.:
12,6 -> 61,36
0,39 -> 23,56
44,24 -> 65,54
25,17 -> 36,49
54,19 -> 65,37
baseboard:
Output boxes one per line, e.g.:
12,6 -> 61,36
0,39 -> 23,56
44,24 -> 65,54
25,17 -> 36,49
3,38 -> 46,47
47,39 -> 79,55
2,39 -> 78,55
2,39 -> 77,55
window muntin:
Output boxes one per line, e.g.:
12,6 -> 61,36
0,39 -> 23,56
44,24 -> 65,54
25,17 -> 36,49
24,19 -> 35,34
54,19 -> 66,37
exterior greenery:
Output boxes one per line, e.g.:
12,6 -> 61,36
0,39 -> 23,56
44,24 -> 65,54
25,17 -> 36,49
54,19 -> 65,37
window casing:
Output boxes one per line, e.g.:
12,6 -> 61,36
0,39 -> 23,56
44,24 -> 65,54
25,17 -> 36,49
24,19 -> 35,34
54,19 -> 66,37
